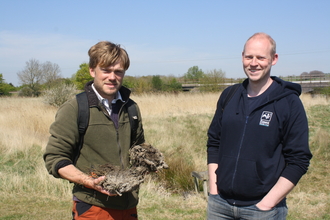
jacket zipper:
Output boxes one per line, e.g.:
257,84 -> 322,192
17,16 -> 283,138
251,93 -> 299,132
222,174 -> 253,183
117,102 -> 127,170
231,115 -> 249,204
100,102 -> 125,169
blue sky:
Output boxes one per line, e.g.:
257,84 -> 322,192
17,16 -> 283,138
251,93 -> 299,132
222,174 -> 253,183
1,0 -> 329,86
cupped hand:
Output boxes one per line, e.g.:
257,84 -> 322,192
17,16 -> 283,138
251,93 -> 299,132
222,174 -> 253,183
84,176 -> 118,196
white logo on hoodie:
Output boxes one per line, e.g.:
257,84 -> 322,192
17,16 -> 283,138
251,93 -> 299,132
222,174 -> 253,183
259,111 -> 273,127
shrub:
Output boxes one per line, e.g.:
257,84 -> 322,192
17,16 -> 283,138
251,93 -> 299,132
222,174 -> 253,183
156,155 -> 196,192
43,83 -> 77,107
18,86 -> 35,97
312,87 -> 330,97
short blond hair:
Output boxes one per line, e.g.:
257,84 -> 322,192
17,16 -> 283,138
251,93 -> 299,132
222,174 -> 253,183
243,33 -> 277,57
88,41 -> 130,70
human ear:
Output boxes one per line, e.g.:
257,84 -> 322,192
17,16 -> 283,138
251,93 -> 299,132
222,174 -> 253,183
89,68 -> 96,77
272,53 -> 278,66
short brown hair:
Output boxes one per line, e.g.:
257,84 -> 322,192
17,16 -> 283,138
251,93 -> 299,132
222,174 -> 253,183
88,41 -> 130,70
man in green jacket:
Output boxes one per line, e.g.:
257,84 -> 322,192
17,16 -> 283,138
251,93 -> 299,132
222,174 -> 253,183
44,41 -> 145,220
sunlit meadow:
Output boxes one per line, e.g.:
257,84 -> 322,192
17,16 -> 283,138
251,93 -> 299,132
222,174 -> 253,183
0,93 -> 329,219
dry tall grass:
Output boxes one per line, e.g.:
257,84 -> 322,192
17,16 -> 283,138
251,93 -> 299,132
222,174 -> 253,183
0,93 -> 329,219
134,92 -> 220,184
289,94 -> 330,219
0,98 -> 53,152
134,92 -> 219,117
0,98 -> 72,198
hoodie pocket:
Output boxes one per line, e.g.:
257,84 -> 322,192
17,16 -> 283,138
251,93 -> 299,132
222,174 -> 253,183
216,156 -> 235,193
216,156 -> 265,199
233,159 -> 265,199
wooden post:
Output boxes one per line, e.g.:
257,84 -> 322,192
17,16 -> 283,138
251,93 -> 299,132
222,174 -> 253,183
191,171 -> 209,200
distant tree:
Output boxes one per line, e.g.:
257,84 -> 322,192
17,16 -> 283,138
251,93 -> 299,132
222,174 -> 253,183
300,70 -> 325,80
17,59 -> 44,96
184,66 -> 204,82
0,73 -> 4,84
16,59 -> 62,96
0,73 -> 15,95
62,77 -> 75,85
134,76 -> 152,93
200,69 -> 226,92
123,75 -> 137,89
152,75 -> 163,91
73,63 -> 93,90
309,70 -> 325,77
300,72 -> 309,80
42,61 -> 62,88
124,75 -> 182,93
204,69 -> 225,83
164,77 -> 182,92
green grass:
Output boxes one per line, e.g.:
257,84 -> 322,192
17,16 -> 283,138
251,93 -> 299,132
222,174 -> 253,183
286,104 -> 330,219
0,96 -> 329,219
0,195 -> 71,220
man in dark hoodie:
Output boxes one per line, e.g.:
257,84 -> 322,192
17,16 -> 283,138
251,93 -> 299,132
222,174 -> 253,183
207,33 -> 312,219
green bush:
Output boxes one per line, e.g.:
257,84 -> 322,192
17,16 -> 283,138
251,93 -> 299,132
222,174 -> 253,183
18,86 -> 35,97
156,153 -> 195,192
312,87 -> 330,97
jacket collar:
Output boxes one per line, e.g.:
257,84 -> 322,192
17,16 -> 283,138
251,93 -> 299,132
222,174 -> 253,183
84,80 -> 131,107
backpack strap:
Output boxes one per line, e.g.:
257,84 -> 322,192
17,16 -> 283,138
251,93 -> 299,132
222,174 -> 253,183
126,99 -> 139,146
73,92 -> 89,165
221,84 -> 240,111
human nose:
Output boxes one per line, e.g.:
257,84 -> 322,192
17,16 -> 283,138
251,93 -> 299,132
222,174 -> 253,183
250,57 -> 258,66
107,72 -> 116,80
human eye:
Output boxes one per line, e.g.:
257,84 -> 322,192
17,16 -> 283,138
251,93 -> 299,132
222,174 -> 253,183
115,69 -> 125,75
257,56 -> 266,61
101,68 -> 111,73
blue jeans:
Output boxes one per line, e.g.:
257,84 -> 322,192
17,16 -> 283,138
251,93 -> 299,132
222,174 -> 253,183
207,194 -> 288,220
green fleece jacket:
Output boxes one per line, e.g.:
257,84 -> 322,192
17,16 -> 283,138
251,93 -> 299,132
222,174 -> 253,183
44,81 -> 145,209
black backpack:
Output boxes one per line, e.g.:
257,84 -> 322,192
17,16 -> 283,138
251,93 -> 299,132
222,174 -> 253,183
73,92 -> 139,165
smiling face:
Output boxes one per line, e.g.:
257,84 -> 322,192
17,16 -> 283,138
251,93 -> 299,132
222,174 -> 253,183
242,36 -> 278,84
88,41 -> 130,101
89,60 -> 125,101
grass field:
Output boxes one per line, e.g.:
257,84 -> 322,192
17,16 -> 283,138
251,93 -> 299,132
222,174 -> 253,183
0,92 -> 329,219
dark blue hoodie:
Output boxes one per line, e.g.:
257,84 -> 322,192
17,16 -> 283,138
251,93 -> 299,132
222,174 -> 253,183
207,76 -> 312,206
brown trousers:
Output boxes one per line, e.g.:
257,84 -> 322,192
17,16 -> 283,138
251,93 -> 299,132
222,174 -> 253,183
72,201 -> 138,220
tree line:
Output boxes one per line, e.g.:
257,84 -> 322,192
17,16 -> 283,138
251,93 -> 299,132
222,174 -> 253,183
1,58 -> 328,105
0,74 -> 16,95
0,59 -> 228,98
73,63 -> 227,93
